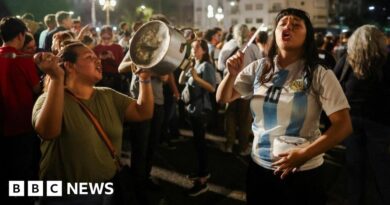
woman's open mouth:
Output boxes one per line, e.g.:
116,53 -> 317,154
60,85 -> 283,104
282,30 -> 292,41
96,65 -> 103,73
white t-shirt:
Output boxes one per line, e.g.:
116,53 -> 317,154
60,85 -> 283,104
234,57 -> 350,171
218,39 -> 261,76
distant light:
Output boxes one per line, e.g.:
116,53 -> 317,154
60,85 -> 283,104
110,0 -> 117,7
230,1 -> 236,6
99,0 -> 105,6
215,13 -> 224,22
69,11 -> 74,15
260,24 -> 267,32
341,29 -> 349,33
368,6 -> 375,11
207,5 -> 214,18
16,15 -> 21,18
216,7 -> 224,22
113,26 -> 117,31
140,5 -> 146,10
96,27 -> 101,32
387,16 -> 390,20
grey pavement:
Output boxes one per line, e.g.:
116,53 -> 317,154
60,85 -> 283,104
122,129 -> 348,205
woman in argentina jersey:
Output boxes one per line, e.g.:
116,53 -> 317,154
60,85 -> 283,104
217,8 -> 352,205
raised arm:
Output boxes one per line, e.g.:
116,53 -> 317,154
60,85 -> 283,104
125,71 -> 154,121
33,53 -> 65,140
216,51 -> 244,103
76,24 -> 90,41
118,50 -> 136,74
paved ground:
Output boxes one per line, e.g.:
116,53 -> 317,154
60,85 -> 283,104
122,129 -> 348,205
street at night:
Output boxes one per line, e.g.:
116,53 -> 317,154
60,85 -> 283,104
1,0 -> 390,205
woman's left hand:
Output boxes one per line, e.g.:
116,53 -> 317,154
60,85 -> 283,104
272,148 -> 309,179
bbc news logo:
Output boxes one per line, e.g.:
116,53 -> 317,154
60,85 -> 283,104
9,181 -> 114,197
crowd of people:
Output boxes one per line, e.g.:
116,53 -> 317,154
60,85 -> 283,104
1,7 -> 390,205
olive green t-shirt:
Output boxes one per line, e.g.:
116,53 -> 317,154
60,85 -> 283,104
32,87 -> 134,183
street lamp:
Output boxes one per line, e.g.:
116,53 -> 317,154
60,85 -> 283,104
99,0 -> 117,26
207,5 -> 214,27
215,7 -> 224,23
207,5 -> 214,19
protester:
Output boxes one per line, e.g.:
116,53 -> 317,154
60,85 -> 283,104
315,32 -> 336,69
334,25 -> 390,205
38,14 -> 56,49
32,41 -> 153,204
179,39 -> 216,196
256,31 -> 269,57
118,14 -> 179,204
217,8 -> 352,205
22,32 -> 37,54
218,24 -> 261,155
51,30 -> 75,55
0,16 -> 41,205
71,18 -> 81,34
93,25 -> 125,92
333,30 -> 352,61
44,11 -> 72,51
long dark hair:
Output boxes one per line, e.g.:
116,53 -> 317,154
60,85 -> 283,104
260,8 -> 318,91
196,39 -> 211,64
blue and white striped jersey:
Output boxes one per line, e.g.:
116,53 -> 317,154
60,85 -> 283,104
234,57 -> 350,170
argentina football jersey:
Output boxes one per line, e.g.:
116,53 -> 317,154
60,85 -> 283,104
234,57 -> 350,171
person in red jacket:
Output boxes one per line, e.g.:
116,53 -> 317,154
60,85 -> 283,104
93,26 -> 125,93
0,16 -> 41,205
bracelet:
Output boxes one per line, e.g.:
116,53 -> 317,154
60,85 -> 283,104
139,79 -> 151,84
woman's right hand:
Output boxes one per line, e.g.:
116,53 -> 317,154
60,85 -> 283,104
226,51 -> 244,76
34,52 -> 64,80
137,69 -> 152,80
